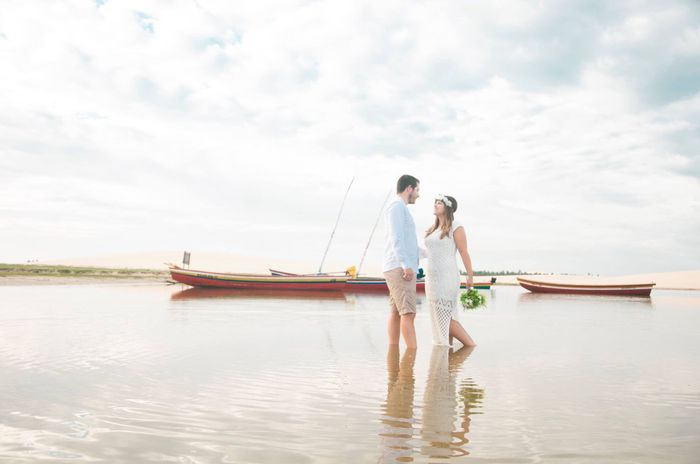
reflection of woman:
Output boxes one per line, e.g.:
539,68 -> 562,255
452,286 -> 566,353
424,195 -> 477,347
379,346 -> 416,463
421,345 -> 480,459
454,378 -> 484,449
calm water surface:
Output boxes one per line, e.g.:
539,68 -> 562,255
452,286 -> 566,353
1,283 -> 699,463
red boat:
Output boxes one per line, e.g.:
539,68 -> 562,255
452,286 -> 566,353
269,269 -> 494,293
270,269 -> 391,292
346,278 -> 494,293
169,266 -> 349,291
461,277 -> 497,289
517,277 -> 655,297
269,268 -> 348,277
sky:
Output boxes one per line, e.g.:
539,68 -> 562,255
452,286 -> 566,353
1,0 -> 699,275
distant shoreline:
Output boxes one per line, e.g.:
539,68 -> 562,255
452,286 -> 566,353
0,263 -> 168,286
0,276 -> 167,286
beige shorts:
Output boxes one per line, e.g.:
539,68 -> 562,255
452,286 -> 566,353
384,268 -> 417,316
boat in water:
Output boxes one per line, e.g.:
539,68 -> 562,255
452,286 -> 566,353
169,265 -> 349,291
270,269 -> 495,293
461,277 -> 497,290
346,277 -> 495,293
517,277 -> 655,297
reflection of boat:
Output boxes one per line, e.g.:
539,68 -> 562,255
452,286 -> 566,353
170,286 -> 347,300
516,291 -> 654,308
517,277 -> 655,297
169,266 -> 349,291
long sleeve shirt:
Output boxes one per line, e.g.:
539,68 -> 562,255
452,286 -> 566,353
383,196 -> 420,273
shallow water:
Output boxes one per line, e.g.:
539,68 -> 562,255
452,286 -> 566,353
1,284 -> 699,463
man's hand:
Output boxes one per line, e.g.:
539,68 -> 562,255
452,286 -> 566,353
402,268 -> 414,281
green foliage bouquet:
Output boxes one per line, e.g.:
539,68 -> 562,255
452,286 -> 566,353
460,288 -> 487,310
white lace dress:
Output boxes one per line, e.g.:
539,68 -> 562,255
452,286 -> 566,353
425,220 -> 463,346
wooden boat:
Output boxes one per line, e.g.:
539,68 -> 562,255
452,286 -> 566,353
269,269 -> 494,293
345,277 -> 495,293
169,266 -> 349,291
269,268 -> 348,277
344,277 -> 396,293
270,269 -> 300,276
462,277 -> 497,290
517,277 -> 655,297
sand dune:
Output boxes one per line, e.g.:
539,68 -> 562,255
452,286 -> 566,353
40,251 -> 319,275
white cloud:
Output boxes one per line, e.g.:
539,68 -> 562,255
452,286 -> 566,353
0,0 -> 698,274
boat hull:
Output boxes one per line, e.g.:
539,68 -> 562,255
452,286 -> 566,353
268,269 -> 494,293
170,267 -> 348,291
345,278 -> 493,293
517,278 -> 654,297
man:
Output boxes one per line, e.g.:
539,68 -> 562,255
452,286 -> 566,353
384,174 -> 421,349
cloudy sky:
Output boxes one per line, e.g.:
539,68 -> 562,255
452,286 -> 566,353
1,0 -> 699,275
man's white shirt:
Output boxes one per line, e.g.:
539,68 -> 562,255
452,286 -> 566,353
383,196 -> 420,273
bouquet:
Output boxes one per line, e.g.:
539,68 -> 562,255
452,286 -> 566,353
460,288 -> 487,310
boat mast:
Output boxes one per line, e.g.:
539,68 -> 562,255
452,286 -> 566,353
318,177 -> 355,274
356,189 -> 391,276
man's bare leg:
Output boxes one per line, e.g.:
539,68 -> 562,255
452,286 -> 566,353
400,313 -> 417,349
388,310 -> 401,345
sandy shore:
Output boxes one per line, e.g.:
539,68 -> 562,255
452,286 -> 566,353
0,276 -> 167,286
38,251 -> 312,275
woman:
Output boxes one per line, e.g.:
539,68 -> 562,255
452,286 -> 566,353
424,194 -> 477,347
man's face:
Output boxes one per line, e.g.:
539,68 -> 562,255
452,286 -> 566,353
407,183 -> 420,204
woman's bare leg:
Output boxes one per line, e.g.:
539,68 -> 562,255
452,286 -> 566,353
449,319 -> 476,347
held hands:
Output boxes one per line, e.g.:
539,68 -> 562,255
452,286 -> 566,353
402,267 -> 414,281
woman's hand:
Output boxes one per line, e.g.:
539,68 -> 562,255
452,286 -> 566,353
454,226 -> 474,287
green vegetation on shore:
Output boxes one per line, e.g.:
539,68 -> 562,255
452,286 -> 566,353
464,270 -> 542,276
2,264 -> 545,280
0,263 -> 168,279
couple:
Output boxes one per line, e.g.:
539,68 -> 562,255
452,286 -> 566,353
384,174 -> 477,349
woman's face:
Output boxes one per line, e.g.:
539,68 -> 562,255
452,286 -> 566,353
433,200 -> 446,216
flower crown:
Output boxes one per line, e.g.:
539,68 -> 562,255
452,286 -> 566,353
435,194 -> 453,208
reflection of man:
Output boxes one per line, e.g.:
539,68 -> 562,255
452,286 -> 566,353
384,174 -> 421,349
379,345 -> 416,463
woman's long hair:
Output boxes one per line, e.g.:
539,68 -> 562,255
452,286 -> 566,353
425,195 -> 458,239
